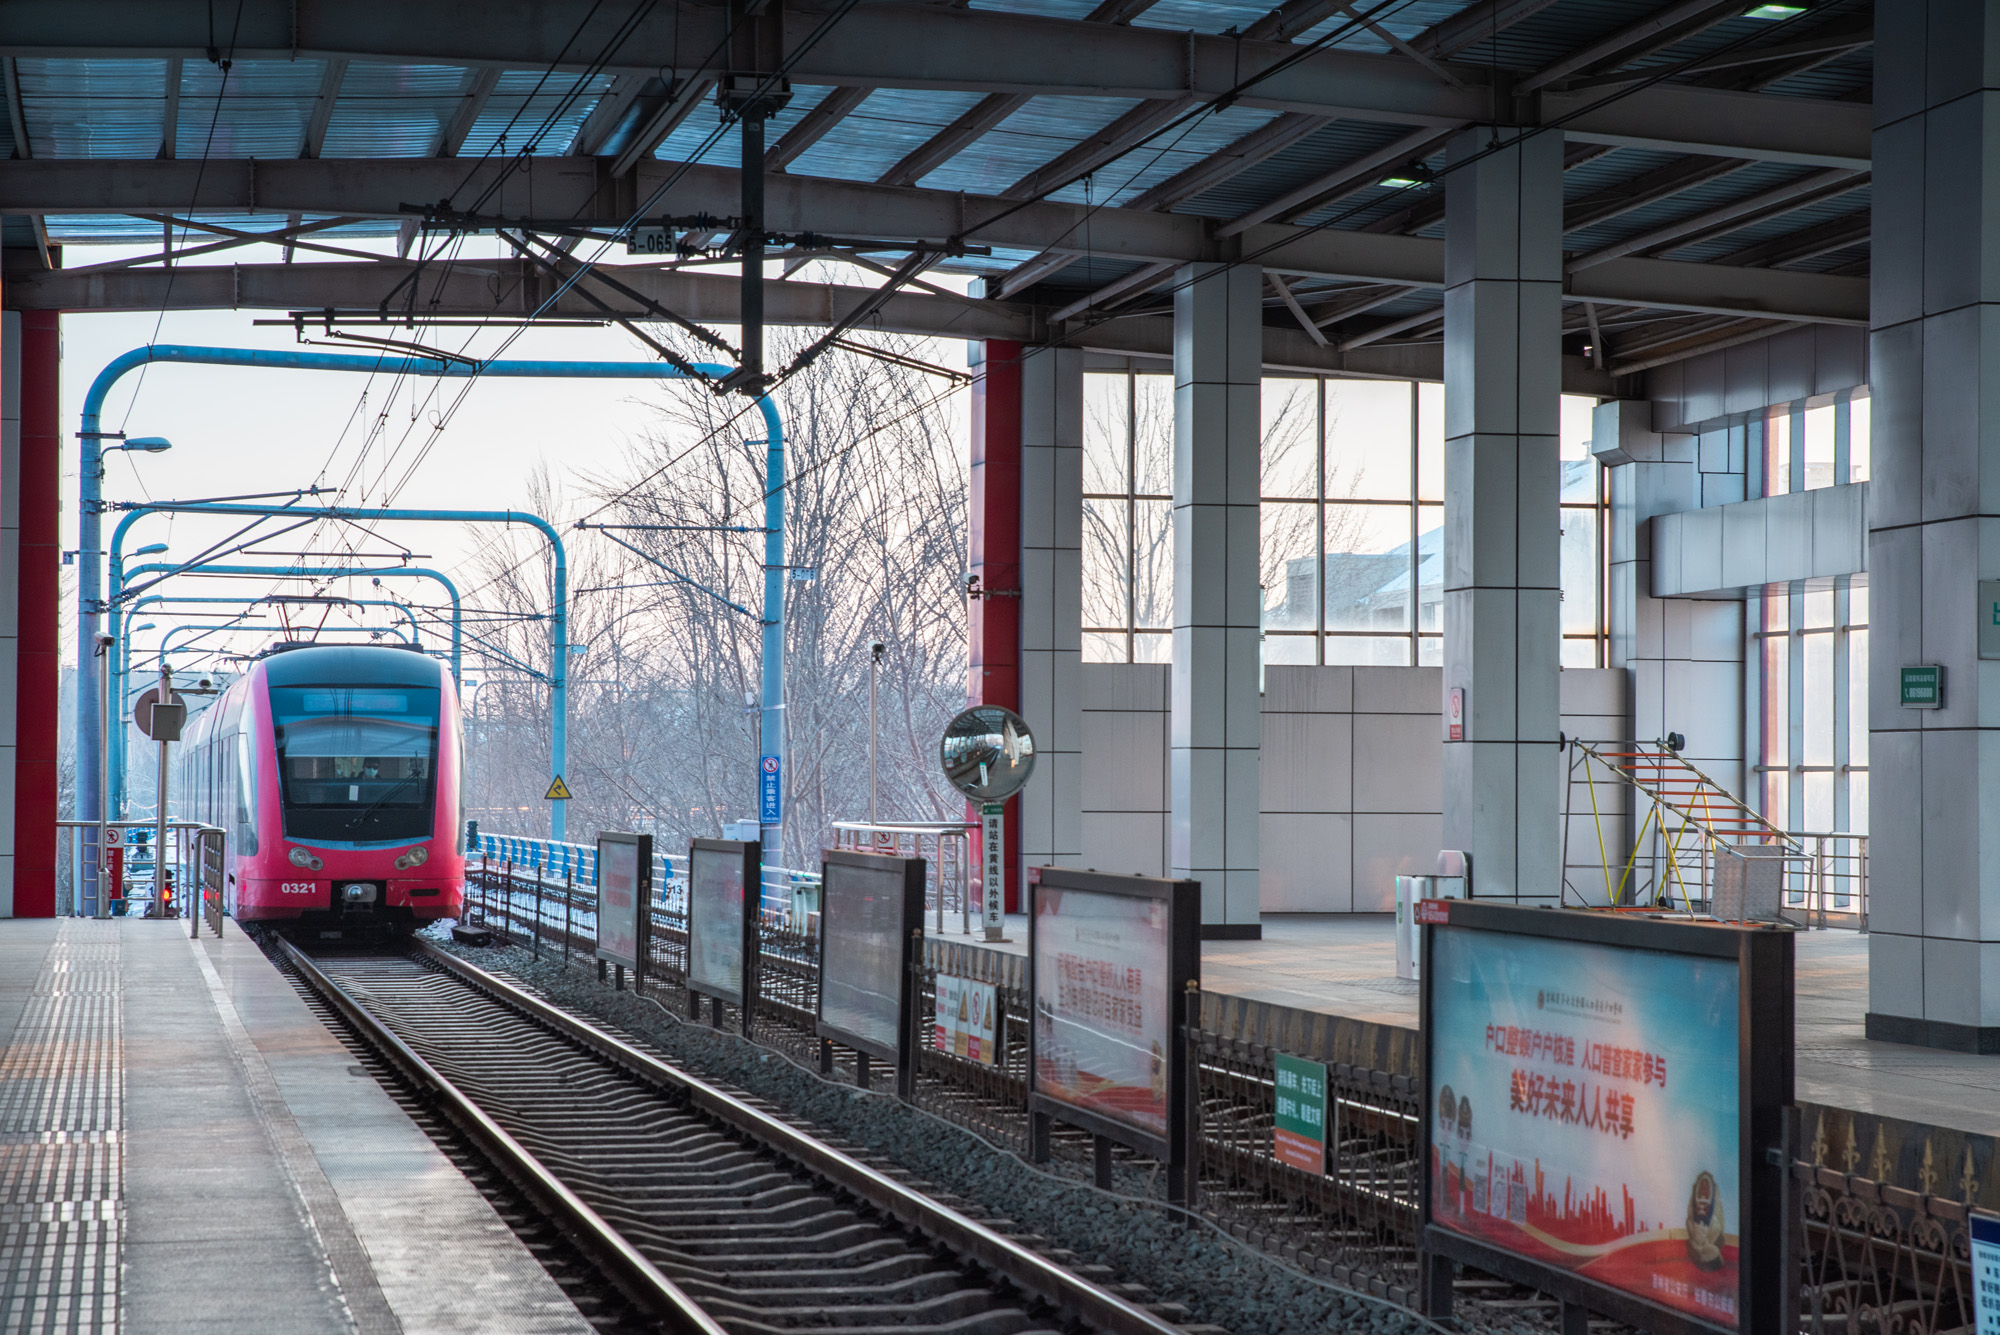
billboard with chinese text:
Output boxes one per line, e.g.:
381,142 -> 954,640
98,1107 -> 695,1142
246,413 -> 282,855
1032,885 -> 1172,1139
1428,924 -> 1743,1329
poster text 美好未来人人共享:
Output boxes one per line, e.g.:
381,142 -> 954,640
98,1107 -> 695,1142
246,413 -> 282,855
1429,926 -> 1743,1329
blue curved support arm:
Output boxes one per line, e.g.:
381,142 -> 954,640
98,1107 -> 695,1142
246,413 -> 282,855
79,344 -> 782,860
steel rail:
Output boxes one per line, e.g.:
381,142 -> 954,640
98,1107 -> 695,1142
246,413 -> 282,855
273,936 -> 729,1335
412,938 -> 1188,1335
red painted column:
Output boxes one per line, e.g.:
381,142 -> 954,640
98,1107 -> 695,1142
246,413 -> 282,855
15,311 -> 59,917
968,341 -> 1023,911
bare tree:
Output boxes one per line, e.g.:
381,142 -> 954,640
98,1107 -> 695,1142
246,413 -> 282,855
461,336 -> 970,869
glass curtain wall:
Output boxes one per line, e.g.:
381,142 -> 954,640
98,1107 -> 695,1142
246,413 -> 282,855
1753,394 -> 1871,838
1082,371 -> 1609,668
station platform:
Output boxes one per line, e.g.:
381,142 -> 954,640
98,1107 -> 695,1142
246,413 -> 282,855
0,917 -> 591,1334
931,912 -> 2000,1141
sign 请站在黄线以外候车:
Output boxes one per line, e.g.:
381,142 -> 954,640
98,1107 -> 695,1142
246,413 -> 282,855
1428,927 -> 1744,1329
1274,1053 -> 1328,1174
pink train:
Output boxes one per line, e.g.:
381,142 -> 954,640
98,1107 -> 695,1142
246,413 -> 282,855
178,643 -> 467,929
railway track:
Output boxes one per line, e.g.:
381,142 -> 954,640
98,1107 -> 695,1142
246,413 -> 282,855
275,936 -> 1202,1335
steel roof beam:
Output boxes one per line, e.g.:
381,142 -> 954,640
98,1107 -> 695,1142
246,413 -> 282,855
0,255 -> 1615,390
0,1 -> 1872,167
0,155 -> 1868,321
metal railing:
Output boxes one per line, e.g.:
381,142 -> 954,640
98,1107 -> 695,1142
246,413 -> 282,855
1782,831 -> 1868,929
56,819 -> 210,918
196,827 -> 226,938
830,821 -> 974,934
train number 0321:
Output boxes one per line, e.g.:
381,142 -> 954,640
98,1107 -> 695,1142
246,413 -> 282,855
279,882 -> 317,895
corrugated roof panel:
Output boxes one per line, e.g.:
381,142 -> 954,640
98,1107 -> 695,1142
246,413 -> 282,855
1134,0 -> 1279,32
41,213 -> 401,243
1559,160 -> 1820,254
320,63 -> 473,158
172,59 -> 325,159
1172,118 -> 1431,221
652,82 -> 858,175
1662,186 -> 1870,264
780,87 -> 992,183
914,94 -> 1143,195
17,58 -> 169,158
459,70 -> 613,158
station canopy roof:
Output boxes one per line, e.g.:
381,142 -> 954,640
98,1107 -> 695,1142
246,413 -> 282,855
0,0 -> 1873,383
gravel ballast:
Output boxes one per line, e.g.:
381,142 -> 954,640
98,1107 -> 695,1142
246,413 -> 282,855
422,931 -> 1573,1335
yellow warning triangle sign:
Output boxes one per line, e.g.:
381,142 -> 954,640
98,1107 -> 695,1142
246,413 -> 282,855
544,775 -> 573,800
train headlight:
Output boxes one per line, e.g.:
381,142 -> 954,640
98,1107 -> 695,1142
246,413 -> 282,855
288,846 -> 324,872
393,846 -> 430,871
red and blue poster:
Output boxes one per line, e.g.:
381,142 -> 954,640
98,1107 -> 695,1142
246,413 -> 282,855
1429,927 -> 1742,1329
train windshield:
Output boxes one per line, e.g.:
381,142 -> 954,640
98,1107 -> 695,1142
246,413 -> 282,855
268,684 -> 440,842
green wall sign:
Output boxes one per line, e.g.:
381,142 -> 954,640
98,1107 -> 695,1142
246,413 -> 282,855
1901,664 -> 1944,710
1273,1053 -> 1328,1173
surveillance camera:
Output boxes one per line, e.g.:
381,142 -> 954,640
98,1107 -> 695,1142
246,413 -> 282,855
95,633 -> 115,648
870,640 -> 886,657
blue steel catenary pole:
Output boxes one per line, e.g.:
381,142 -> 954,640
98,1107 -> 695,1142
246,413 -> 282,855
78,345 -> 784,852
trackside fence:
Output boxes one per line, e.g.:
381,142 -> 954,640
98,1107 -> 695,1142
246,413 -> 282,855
460,845 -> 1983,1333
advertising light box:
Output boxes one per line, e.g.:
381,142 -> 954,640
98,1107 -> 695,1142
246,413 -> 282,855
1422,901 -> 1792,1335
1028,868 -> 1198,1166
594,832 -> 651,970
688,839 -> 758,1007
816,849 -> 925,1074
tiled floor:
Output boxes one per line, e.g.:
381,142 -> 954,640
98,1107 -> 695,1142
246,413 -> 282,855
932,912 -> 2000,1138
0,919 -> 593,1334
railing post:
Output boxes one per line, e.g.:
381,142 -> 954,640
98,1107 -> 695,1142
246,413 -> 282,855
565,864 -> 574,962
534,866 -> 543,958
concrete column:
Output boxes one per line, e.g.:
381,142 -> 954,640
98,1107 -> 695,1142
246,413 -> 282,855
1018,346 -> 1083,877
1866,3 -> 2000,1051
1441,126 -> 1563,904
968,340 -> 1024,910
1171,263 -> 1261,938
17,312 -> 57,917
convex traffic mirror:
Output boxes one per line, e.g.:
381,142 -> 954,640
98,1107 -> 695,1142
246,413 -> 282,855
939,706 -> 1036,800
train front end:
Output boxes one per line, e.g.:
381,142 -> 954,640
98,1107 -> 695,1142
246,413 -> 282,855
239,645 -> 466,929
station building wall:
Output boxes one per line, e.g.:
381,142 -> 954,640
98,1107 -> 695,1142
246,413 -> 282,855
1078,662 -> 1624,912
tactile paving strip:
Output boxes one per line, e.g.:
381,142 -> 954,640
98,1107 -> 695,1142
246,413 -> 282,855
0,921 -> 122,1333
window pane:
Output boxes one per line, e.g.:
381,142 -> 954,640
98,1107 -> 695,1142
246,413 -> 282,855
1417,504 -> 1442,633
1417,382 -> 1444,502
1083,631 -> 1127,664
1848,584 -> 1868,628
1083,372 -> 1128,495
1262,501 -> 1318,631
1848,769 -> 1868,836
1326,379 -> 1411,501
1560,455 -> 1599,504
1262,378 -> 1318,499
1325,635 -> 1411,666
1560,506 -> 1599,636
1804,588 -> 1833,629
1417,634 -> 1442,666
1763,593 -> 1789,634
1133,631 -> 1172,663
1560,394 -> 1596,460
1264,632 -> 1317,665
1762,771 -> 1787,825
1804,770 -> 1833,833
1848,627 -> 1869,768
1325,504 -> 1415,632
1850,395 -> 1871,483
1766,410 -> 1791,496
1134,374 -> 1174,496
1561,638 -> 1597,669
1083,499 -> 1130,629
1132,499 -> 1173,628
1763,635 -> 1789,767
1804,403 -> 1836,490
1804,631 -> 1833,767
